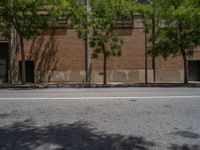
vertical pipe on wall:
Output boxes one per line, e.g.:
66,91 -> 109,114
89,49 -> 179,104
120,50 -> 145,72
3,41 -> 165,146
145,29 -> 148,84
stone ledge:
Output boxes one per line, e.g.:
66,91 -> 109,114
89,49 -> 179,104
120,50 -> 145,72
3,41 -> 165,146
0,83 -> 200,89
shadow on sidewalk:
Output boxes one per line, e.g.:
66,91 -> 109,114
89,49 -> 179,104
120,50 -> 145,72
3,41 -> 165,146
0,119 -> 155,150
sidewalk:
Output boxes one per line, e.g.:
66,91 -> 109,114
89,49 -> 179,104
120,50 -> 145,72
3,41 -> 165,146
0,82 -> 200,89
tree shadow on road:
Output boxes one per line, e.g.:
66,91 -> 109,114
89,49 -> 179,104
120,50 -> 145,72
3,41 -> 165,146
0,119 -> 155,150
168,144 -> 200,150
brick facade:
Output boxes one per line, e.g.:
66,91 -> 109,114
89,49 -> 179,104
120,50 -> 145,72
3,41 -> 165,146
1,28 -> 199,83
14,28 -> 198,83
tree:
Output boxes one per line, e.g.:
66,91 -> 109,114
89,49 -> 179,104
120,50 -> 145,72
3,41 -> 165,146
149,0 -> 200,84
0,0 -> 43,84
78,0 -> 135,85
135,1 -> 153,84
0,0 -> 69,84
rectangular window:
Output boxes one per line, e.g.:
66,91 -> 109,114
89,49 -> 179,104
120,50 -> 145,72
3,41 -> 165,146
39,14 -> 68,29
136,0 -> 149,4
77,0 -> 87,5
116,13 -> 144,29
133,13 -> 144,28
116,16 -> 134,29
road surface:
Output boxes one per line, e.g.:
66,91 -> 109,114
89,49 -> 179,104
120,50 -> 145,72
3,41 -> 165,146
0,87 -> 200,150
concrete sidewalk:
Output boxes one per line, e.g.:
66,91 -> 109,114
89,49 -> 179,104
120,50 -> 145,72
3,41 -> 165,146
0,82 -> 200,89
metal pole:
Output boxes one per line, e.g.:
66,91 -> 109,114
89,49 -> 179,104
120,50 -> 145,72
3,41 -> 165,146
145,29 -> 148,84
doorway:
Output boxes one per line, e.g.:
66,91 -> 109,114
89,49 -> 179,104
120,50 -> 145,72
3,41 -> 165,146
0,43 -> 9,83
188,60 -> 200,81
19,61 -> 35,83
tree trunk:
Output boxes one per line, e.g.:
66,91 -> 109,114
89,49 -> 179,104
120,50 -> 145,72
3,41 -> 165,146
181,50 -> 188,84
183,56 -> 188,84
152,8 -> 156,83
103,50 -> 107,85
9,27 -> 17,84
85,37 -> 89,83
19,37 -> 26,84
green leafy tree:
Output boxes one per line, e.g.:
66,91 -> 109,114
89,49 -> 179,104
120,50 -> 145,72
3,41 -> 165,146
0,0 -> 69,84
149,0 -> 200,84
0,0 -> 44,84
136,1 -> 153,84
78,0 -> 135,85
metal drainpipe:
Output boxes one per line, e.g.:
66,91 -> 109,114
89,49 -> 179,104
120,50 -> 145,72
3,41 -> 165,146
145,29 -> 148,84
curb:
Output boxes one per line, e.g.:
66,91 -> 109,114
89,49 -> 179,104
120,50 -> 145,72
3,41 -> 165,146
0,83 -> 200,89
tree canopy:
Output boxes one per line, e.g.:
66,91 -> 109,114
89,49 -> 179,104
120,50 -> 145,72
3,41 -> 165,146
138,0 -> 200,83
77,0 -> 135,84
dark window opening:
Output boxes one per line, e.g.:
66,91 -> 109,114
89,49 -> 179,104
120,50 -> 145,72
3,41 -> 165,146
116,16 -> 134,29
0,43 -> 9,83
136,0 -> 150,4
116,13 -> 144,29
39,14 -> 68,29
77,0 -> 87,5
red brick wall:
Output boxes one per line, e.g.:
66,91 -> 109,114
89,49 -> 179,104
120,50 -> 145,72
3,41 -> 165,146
92,29 -> 152,70
23,29 -> 152,71
158,48 -> 200,69
24,29 -> 85,70
23,29 -> 200,71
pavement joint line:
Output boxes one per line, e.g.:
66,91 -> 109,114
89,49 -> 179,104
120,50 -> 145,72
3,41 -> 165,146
0,95 -> 200,100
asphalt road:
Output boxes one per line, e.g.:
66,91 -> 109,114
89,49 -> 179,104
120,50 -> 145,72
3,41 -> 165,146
0,87 -> 200,150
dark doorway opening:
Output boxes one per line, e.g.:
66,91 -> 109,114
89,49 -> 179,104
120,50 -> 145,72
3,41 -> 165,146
19,61 -> 35,83
188,60 -> 200,81
0,43 -> 9,83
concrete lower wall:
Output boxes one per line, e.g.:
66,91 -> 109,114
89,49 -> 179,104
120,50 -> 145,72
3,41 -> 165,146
35,70 -> 86,83
35,69 -> 183,83
156,69 -> 183,83
90,70 -> 153,83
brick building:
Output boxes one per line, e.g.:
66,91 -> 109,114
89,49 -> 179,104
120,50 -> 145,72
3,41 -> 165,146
0,1 -> 200,84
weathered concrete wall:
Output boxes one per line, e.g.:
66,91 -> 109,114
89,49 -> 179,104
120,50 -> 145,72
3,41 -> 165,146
35,69 -> 154,83
35,68 -> 185,83
35,70 -> 86,83
156,69 -> 183,83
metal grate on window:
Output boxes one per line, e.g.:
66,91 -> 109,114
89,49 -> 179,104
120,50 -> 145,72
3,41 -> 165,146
77,0 -> 87,5
133,14 -> 144,28
39,14 -> 68,29
116,16 -> 134,29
